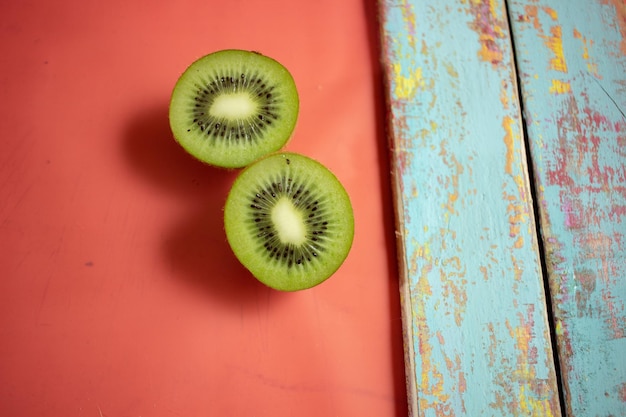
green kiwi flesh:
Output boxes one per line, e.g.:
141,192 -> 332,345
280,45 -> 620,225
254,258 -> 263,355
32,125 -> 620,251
224,152 -> 354,291
169,50 -> 299,168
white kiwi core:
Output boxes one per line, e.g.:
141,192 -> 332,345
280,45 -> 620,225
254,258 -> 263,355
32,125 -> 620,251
210,92 -> 257,119
271,197 -> 306,245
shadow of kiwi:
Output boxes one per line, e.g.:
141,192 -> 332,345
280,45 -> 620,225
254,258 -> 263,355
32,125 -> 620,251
121,103 -> 224,199
162,199 -> 272,306
122,102 -> 270,307
362,1 -> 409,416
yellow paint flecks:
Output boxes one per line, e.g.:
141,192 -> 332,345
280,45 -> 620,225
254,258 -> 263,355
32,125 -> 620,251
502,115 -> 533,250
410,240 -> 432,278
573,28 -> 590,59
514,308 -> 557,417
500,80 -> 510,109
511,255 -> 524,281
487,308 -> 558,416
519,385 -> 557,417
443,61 -> 459,79
503,116 -> 516,175
508,192 -> 530,247
513,319 -> 532,377
549,79 -> 572,94
446,192 -> 459,211
543,6 -> 558,21
513,172 -> 528,197
399,0 -> 418,50
414,241 -> 431,260
526,5 -> 567,73
555,320 -> 564,336
505,195 -> 529,248
573,28 -> 600,77
410,245 -> 453,416
438,142 -> 464,216
602,0 -> 626,54
465,0 -> 506,66
523,5 -> 542,31
522,6 -> 581,82
544,25 -> 568,73
392,63 -> 425,100
490,0 -> 505,37
441,348 -> 467,412
478,37 -> 504,66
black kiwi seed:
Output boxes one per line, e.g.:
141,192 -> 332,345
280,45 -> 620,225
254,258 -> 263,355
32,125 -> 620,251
189,77 -> 279,143
247,178 -> 328,268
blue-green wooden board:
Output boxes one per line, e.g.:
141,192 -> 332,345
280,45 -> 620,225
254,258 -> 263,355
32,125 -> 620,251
379,0 -> 626,415
508,0 -> 626,415
378,0 -> 561,415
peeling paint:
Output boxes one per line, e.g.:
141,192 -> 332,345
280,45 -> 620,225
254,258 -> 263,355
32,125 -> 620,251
393,63 -> 425,100
466,0 -> 507,67
545,25 -> 568,72
508,0 -> 626,414
503,116 -> 516,175
599,0 -> 626,55
549,79 -> 571,94
379,0 -> 561,415
573,29 -> 601,77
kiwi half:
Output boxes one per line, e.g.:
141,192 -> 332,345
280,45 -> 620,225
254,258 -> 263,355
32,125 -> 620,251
224,152 -> 354,291
169,50 -> 299,168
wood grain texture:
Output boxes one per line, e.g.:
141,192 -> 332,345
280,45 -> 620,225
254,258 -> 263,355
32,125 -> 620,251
507,1 -> 626,415
378,0 -> 561,415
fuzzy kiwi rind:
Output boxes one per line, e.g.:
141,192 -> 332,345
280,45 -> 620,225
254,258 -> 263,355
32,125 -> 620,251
169,50 -> 299,169
224,152 -> 354,291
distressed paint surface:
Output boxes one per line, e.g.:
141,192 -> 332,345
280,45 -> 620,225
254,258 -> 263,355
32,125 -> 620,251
508,0 -> 626,415
378,0 -> 560,416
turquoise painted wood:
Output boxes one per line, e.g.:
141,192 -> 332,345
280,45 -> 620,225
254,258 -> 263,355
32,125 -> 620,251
507,1 -> 626,416
378,0 -> 561,415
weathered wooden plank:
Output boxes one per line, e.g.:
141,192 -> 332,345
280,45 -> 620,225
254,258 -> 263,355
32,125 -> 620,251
507,1 -> 626,415
378,0 -> 561,415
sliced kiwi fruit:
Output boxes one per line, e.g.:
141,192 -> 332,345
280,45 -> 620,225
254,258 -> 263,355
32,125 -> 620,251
169,50 -> 299,168
224,152 -> 354,291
